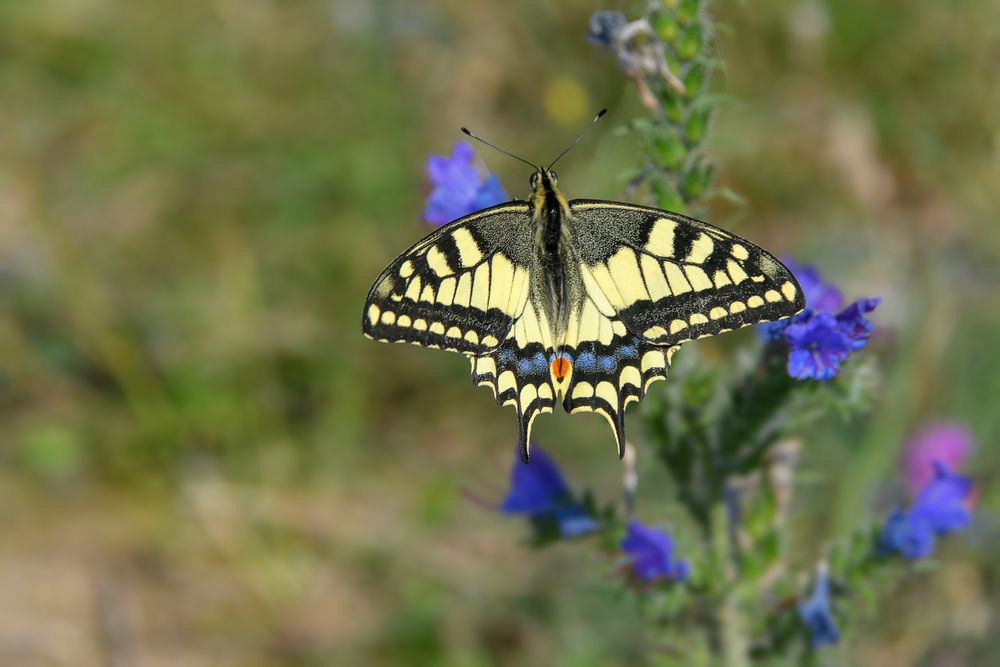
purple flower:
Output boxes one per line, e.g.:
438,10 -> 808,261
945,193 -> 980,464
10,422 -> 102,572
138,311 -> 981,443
785,258 -> 844,313
798,568 -> 840,648
904,423 -> 972,497
784,312 -> 854,381
909,461 -> 973,533
500,446 -> 598,539
834,297 -> 881,350
424,142 -> 507,226
880,461 -> 973,559
620,521 -> 690,582
880,508 -> 936,559
762,260 -> 880,380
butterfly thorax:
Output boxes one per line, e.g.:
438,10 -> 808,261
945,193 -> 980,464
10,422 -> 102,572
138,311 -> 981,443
529,170 -> 580,396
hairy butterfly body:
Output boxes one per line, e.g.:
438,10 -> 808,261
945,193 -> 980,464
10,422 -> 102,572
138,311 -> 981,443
363,132 -> 804,461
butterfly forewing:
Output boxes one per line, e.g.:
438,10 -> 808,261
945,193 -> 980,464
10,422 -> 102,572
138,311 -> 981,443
363,203 -> 534,354
568,200 -> 805,346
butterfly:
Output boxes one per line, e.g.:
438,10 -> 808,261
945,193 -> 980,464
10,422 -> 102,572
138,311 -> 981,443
363,112 -> 804,461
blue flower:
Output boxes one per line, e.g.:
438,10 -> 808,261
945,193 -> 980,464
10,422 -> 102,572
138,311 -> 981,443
798,568 -> 840,649
620,521 -> 690,582
879,508 -> 936,559
784,312 -> 854,381
880,461 -> 973,559
586,10 -> 627,47
500,446 -> 598,539
908,461 -> 973,533
835,297 -> 881,350
424,142 -> 507,226
762,260 -> 880,380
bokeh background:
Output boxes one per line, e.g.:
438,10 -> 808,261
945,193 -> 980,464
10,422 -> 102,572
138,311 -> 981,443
0,0 -> 997,665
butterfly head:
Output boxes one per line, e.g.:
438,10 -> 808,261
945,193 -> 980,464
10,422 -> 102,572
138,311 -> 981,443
529,168 -> 559,195
529,169 -> 557,190
529,168 -> 568,216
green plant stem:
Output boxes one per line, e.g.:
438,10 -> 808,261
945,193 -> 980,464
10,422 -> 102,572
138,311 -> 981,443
708,502 -> 749,667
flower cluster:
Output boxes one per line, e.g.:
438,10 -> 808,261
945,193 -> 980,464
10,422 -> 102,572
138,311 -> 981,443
499,446 -> 598,539
879,424 -> 975,559
765,259 -> 880,381
880,461 -> 973,559
424,142 -> 507,226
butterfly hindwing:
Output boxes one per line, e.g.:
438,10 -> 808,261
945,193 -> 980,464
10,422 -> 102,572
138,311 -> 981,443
363,203 -> 534,354
470,306 -> 557,461
560,297 -> 681,456
569,200 -> 805,347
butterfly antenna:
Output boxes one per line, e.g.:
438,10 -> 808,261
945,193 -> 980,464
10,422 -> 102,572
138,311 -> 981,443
461,127 -> 539,171
547,108 -> 607,171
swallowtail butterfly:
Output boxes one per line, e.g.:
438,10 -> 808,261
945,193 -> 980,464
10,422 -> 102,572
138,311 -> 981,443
363,112 -> 804,461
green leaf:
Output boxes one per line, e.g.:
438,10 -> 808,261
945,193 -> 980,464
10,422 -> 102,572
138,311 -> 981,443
662,95 -> 685,124
677,0 -> 702,25
676,24 -> 705,61
651,131 -> 688,170
683,62 -> 708,99
684,107 -> 712,144
680,161 -> 715,202
649,10 -> 679,43
651,176 -> 685,213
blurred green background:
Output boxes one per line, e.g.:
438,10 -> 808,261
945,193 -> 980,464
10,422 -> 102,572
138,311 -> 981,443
0,0 -> 997,665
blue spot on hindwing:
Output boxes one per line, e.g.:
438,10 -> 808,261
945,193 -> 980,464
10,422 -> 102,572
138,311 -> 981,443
532,352 -> 548,371
598,355 -> 616,372
576,351 -> 598,371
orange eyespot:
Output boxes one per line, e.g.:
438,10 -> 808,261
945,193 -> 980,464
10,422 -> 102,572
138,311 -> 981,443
551,355 -> 572,380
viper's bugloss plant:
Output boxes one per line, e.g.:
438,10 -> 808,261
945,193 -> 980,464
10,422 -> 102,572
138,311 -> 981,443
418,2 -> 978,663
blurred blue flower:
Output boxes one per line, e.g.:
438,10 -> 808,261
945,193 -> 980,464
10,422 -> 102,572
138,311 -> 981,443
908,461 -> 973,533
620,520 -> 690,582
880,508 -> 936,559
762,260 -> 880,380
798,568 -> 839,649
424,142 -> 507,226
785,258 -> 844,313
880,461 -> 973,559
500,446 -> 598,539
586,10 -> 627,47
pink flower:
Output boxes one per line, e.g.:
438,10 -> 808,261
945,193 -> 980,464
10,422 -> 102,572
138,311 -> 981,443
903,423 -> 972,497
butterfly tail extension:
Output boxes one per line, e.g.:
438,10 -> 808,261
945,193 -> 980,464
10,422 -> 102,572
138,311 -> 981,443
470,337 -> 556,462
561,324 -> 679,458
